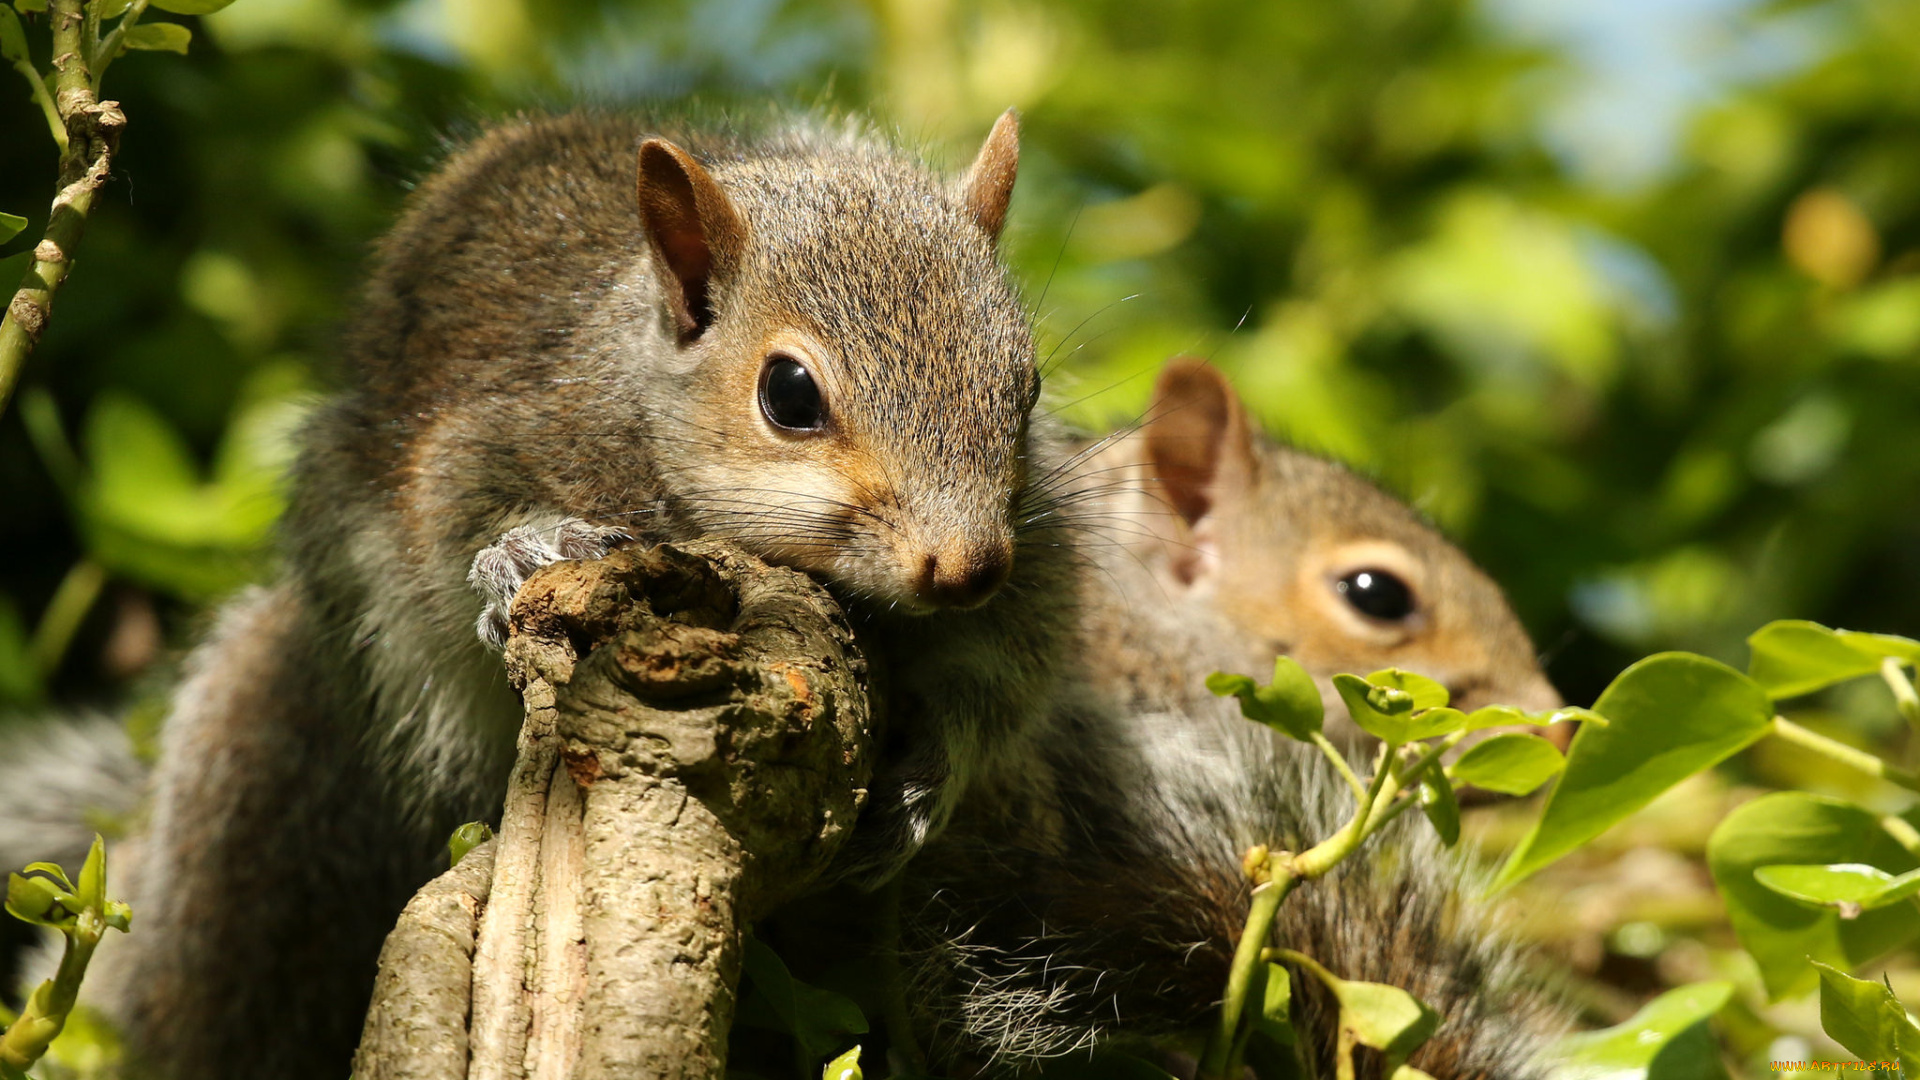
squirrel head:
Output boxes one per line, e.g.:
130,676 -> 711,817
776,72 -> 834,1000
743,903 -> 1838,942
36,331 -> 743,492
1138,357 -> 1562,718
628,112 -> 1035,614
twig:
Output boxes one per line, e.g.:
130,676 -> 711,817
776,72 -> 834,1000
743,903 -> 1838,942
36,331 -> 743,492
0,0 -> 125,418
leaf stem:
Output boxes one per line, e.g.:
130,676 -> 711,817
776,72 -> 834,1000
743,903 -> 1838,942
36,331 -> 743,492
91,0 -> 148,89
28,558 -> 105,679
1883,658 -> 1920,739
0,0 -> 125,419
1200,870 -> 1299,1079
10,57 -> 66,150
1311,731 -> 1368,809
1881,815 -> 1920,862
1770,716 -> 1920,793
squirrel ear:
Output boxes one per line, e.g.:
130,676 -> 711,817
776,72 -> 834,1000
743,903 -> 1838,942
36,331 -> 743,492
1144,356 -> 1258,528
958,109 -> 1020,242
637,138 -> 744,341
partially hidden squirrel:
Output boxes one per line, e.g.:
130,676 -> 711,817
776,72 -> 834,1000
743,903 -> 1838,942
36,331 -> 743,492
21,108 -> 1080,1080
894,359 -> 1569,1077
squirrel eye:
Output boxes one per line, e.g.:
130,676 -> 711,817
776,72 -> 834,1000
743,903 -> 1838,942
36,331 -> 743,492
1335,569 -> 1415,622
759,355 -> 826,432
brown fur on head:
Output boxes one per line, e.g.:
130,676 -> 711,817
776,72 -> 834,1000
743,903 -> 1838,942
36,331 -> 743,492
1136,357 -> 1561,722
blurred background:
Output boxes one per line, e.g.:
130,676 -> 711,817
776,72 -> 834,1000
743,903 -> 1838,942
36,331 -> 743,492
0,0 -> 1917,1073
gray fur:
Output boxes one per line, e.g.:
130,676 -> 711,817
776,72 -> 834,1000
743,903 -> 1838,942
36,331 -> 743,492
901,707 -> 1568,1078
0,715 -> 145,878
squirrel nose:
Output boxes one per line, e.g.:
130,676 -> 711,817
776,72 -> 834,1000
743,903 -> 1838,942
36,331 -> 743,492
914,546 -> 1012,610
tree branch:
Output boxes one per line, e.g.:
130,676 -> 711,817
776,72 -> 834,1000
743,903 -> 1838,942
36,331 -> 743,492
353,541 -> 874,1080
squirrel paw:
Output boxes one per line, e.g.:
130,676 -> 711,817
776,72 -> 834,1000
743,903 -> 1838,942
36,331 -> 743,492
468,520 -> 630,650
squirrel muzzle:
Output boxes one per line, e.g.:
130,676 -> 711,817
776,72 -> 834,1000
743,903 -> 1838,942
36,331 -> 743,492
911,539 -> 1013,610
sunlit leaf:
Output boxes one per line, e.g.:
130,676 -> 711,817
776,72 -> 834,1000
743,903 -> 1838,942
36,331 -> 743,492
1754,863 -> 1920,913
0,212 -> 26,243
76,835 -> 105,910
1419,767 -> 1460,846
121,21 -> 190,53
1330,977 -> 1440,1072
1334,674 -> 1461,742
822,1045 -> 861,1080
1208,655 -> 1323,740
1551,982 -> 1733,1080
446,822 -> 492,868
148,0 -> 236,12
1708,793 -> 1920,999
6,871 -> 77,928
1749,620 -> 1886,699
1365,669 -> 1450,710
1452,734 -> 1564,796
1497,653 -> 1772,888
1814,962 -> 1912,1068
1257,961 -> 1295,1046
92,0 -> 131,19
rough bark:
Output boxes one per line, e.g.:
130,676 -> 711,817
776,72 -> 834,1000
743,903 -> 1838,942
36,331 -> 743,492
354,541 -> 874,1080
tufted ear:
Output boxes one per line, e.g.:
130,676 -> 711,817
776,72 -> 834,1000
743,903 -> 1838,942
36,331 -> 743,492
958,109 -> 1020,242
637,138 -> 745,341
1144,357 -> 1259,529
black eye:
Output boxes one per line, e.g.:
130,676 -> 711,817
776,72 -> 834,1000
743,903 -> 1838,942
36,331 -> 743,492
759,355 -> 826,432
1335,569 -> 1415,621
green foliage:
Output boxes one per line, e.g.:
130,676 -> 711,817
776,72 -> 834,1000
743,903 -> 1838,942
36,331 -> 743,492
1497,654 -> 1774,888
738,937 -> 868,1068
1753,863 -> 1920,913
821,1045 -> 861,1080
1551,982 -> 1734,1080
1706,793 -> 1920,1000
1451,733 -> 1564,796
1813,963 -> 1918,1076
446,822 -> 491,868
2,838 -> 130,1078
1207,657 -> 1323,740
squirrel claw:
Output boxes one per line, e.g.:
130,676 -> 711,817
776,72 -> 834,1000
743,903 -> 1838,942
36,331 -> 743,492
468,520 -> 631,650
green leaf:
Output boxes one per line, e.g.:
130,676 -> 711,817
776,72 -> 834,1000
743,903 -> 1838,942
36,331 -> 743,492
1754,863 -> 1920,913
14,0 -> 46,13
76,835 -> 105,910
822,1045 -> 861,1080
1749,620 -> 1887,699
1464,705 -> 1605,733
1452,733 -> 1565,796
1418,767 -> 1460,846
447,822 -> 492,867
0,211 -> 27,245
0,6 -> 27,64
1707,793 -> 1920,999
1257,961 -> 1295,1045
1551,982 -> 1733,1080
1330,978 -> 1441,1072
1334,674 -> 1462,742
121,21 -> 190,52
1207,656 -> 1323,740
740,937 -> 868,1060
21,862 -> 73,891
147,0 -> 237,12
1814,962 -> 1916,1069
1365,668 -> 1450,710
1495,653 -> 1772,888
1839,630 -> 1920,667
6,871 -> 77,928
1391,1069 -> 1437,1080
92,0 -> 131,19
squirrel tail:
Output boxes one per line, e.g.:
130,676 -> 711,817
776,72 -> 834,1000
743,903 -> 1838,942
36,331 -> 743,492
0,715 -> 147,880
900,710 -> 1568,1078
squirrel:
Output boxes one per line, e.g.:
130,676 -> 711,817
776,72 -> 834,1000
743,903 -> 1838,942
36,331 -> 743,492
8,108 -> 1081,1080
890,360 -> 1569,1077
